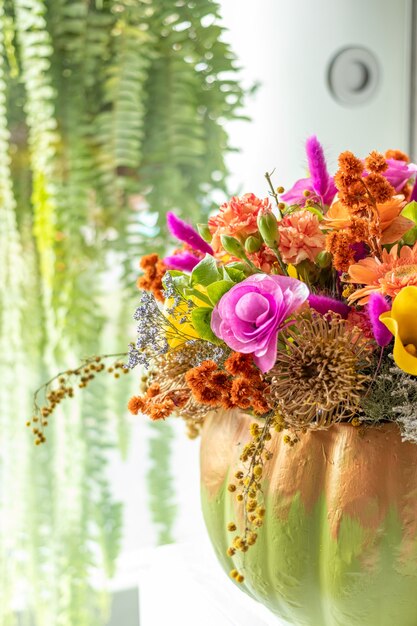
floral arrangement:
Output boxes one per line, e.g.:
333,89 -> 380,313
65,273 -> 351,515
124,137 -> 417,582
29,137 -> 417,584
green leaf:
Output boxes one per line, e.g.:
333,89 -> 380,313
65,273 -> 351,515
223,263 -> 246,283
191,306 -> 220,343
191,254 -> 221,286
166,272 -> 191,298
207,280 -> 233,305
401,201 -> 417,223
401,202 -> 417,244
402,226 -> 417,245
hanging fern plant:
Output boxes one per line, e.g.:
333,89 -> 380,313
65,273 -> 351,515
0,0 -> 244,624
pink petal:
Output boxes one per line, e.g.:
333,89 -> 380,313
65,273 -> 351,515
163,252 -> 200,272
308,294 -> 351,319
367,292 -> 392,347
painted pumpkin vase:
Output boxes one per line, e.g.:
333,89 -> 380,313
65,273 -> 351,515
124,139 -> 417,626
201,410 -> 417,626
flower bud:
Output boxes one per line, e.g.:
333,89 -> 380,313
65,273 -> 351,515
257,212 -> 279,247
315,251 -> 332,268
197,223 -> 212,242
220,235 -> 246,258
245,235 -> 262,254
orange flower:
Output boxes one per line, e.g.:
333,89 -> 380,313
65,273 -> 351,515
347,243 -> 417,304
325,230 -> 356,272
185,354 -> 271,415
128,396 -> 145,415
277,210 -> 325,265
324,196 -> 411,245
365,151 -> 388,174
385,149 -> 410,163
365,173 -> 395,204
224,352 -> 259,379
338,150 -> 364,177
247,244 -> 279,273
137,253 -> 166,302
208,193 -> 271,253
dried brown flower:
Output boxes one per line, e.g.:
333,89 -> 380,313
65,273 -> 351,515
365,173 -> 395,204
365,151 -> 388,174
267,314 -> 372,430
128,342 -> 221,428
137,253 -> 166,302
385,149 -> 410,163
325,231 -> 356,272
186,352 -> 271,415
338,150 -> 364,177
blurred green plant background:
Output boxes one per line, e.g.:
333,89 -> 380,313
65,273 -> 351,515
0,0 -> 244,623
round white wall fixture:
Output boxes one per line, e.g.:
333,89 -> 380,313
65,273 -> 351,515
328,46 -> 380,105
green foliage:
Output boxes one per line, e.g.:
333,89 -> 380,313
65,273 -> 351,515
146,420 -> 177,545
191,306 -> 219,343
401,200 -> 417,245
0,0 -> 243,626
191,254 -> 221,286
0,0 -> 244,623
206,279 -> 233,305
361,357 -> 417,443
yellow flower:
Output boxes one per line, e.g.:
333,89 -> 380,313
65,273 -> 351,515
164,299 -> 198,348
164,290 -> 209,348
380,286 -> 417,375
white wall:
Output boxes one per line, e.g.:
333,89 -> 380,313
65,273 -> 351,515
220,0 -> 413,195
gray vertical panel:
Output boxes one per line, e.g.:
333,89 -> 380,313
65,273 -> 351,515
106,588 -> 140,626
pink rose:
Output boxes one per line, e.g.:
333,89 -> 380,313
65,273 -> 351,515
211,274 -> 309,373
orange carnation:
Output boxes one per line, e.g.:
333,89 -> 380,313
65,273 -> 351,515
278,210 -> 325,265
208,193 -> 271,253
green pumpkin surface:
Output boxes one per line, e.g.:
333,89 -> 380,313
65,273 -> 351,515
201,410 -> 417,626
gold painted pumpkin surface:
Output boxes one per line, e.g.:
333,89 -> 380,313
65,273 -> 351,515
201,409 -> 417,626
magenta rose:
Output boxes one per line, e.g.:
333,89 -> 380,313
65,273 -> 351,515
211,274 -> 309,373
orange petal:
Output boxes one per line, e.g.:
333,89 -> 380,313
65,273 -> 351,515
381,216 -> 414,244
323,202 -> 351,229
348,259 -> 380,284
378,195 -> 405,230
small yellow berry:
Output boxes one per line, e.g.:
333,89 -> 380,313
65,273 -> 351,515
247,532 -> 257,546
246,500 -> 257,512
253,465 -> 262,478
227,522 -> 237,532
